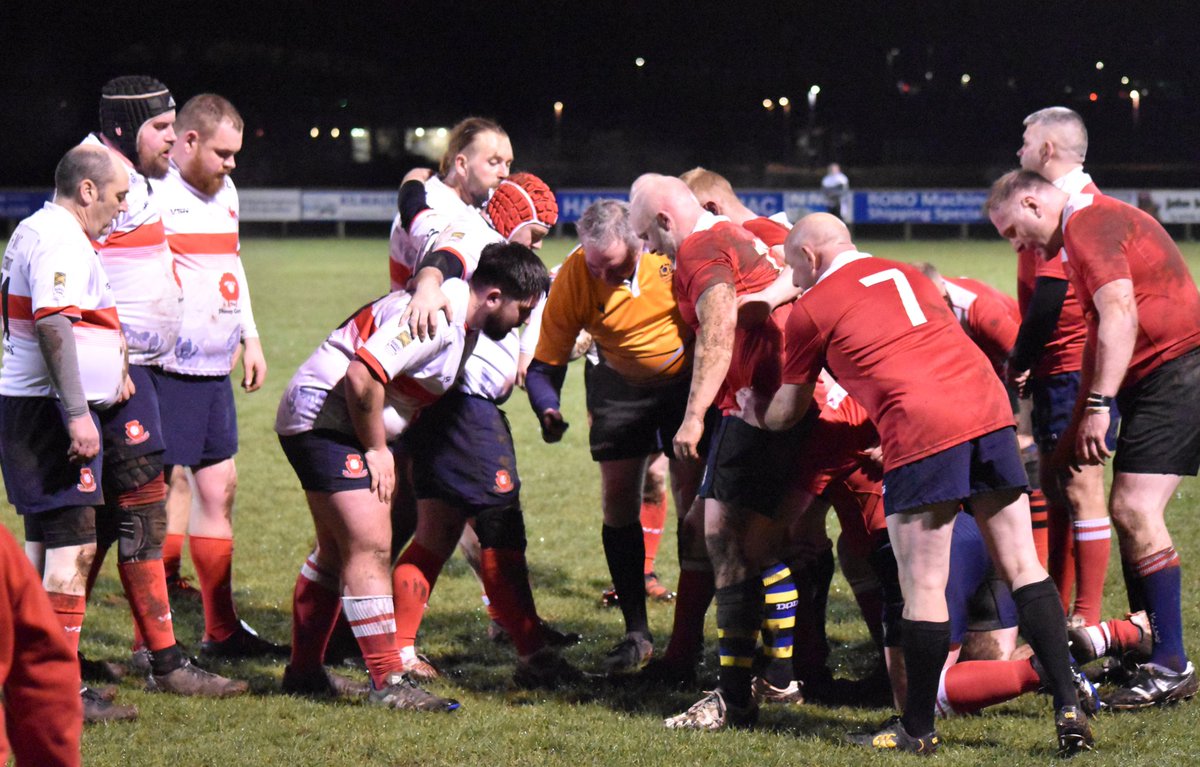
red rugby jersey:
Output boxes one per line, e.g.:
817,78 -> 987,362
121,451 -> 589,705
783,253 -> 1014,472
1061,193 -> 1200,388
741,216 -> 789,249
942,275 -> 1020,377
673,215 -> 787,412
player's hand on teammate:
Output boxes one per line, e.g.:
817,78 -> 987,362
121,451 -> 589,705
1005,364 -> 1031,397
117,372 -> 136,403
364,446 -> 395,504
733,386 -> 766,429
735,292 -> 772,329
539,409 -> 568,443
241,337 -> 268,392
66,414 -> 100,464
672,414 -> 705,461
1076,409 -> 1112,465
402,281 -> 452,341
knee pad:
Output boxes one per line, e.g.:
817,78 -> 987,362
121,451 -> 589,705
475,505 -> 527,551
104,453 -> 164,497
115,502 -> 167,562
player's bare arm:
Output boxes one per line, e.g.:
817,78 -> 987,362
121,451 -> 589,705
735,381 -> 814,431
736,265 -> 802,328
35,313 -> 99,463
1076,278 -> 1137,465
674,281 -> 736,460
344,359 -> 395,504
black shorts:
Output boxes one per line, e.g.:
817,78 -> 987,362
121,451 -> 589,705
0,397 -> 105,515
883,427 -> 1028,516
1115,348 -> 1200,475
23,505 -> 97,548
1029,370 -> 1118,454
278,430 -> 378,494
403,391 -> 520,514
698,412 -> 814,518
155,369 -> 238,467
99,365 -> 167,463
585,361 -> 693,462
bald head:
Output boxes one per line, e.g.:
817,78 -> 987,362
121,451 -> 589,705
628,174 -> 705,257
784,213 -> 855,290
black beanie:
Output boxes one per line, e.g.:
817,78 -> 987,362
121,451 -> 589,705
99,76 -> 175,162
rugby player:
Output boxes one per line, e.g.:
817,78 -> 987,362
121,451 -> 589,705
1008,108 -> 1114,626
525,199 -> 703,675
629,175 -> 808,728
156,94 -> 286,658
388,173 -> 583,687
743,213 -> 1087,754
987,169 -> 1200,709
277,241 -> 549,709
0,145 -> 138,721
82,76 -> 249,697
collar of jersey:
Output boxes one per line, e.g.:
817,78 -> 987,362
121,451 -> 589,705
691,211 -> 730,234
817,250 -> 872,284
1052,167 -> 1094,196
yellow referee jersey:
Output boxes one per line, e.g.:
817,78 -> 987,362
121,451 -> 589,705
534,246 -> 693,383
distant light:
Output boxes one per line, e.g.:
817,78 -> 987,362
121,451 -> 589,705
339,98 -> 348,108
762,98 -> 774,110
635,57 -> 645,68
350,127 -> 367,138
553,101 -> 564,118
808,85 -> 821,96
960,73 -> 971,86
436,127 -> 448,137
330,127 -> 341,139
1089,92 -> 1098,102
309,127 -> 319,139
415,127 -> 425,137
924,70 -> 933,81
1130,89 -> 1141,105
778,96 -> 789,107
1121,76 -> 1130,85
254,128 -> 264,138
1095,61 -> 1104,70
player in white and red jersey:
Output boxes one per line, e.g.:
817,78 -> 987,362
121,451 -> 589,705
80,77 -> 248,699
743,213 -> 1087,754
388,117 -> 513,291
0,145 -> 137,721
279,242 -> 549,710
988,170 -> 1200,709
1009,107 -> 1113,629
155,93 -> 284,659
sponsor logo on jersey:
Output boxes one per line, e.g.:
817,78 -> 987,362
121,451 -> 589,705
386,329 -> 414,354
342,453 -> 368,479
494,469 -> 514,493
77,467 -> 97,493
219,271 -> 240,303
124,419 -> 150,445
659,263 -> 672,280
53,271 -> 67,298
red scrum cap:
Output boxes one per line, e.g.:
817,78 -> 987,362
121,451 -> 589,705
487,172 -> 558,240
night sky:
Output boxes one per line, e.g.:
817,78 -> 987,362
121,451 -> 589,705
5,1 -> 1200,188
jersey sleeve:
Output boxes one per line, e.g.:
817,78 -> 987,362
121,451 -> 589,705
431,224 -> 493,279
26,229 -> 88,320
234,257 -> 259,339
354,313 -> 448,384
678,234 -> 736,305
781,302 -> 826,385
1065,207 -> 1133,295
966,292 -> 1018,360
533,260 -> 587,366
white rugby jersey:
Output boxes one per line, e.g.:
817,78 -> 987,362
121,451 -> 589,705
275,279 -> 475,441
388,176 -> 473,292
82,134 -> 183,367
429,209 -> 522,402
0,203 -> 125,406
157,162 -> 259,376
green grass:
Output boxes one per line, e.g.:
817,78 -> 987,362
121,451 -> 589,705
5,236 -> 1200,765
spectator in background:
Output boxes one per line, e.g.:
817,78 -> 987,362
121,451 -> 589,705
820,163 -> 849,219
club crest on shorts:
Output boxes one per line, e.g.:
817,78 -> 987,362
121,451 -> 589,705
77,467 -> 97,493
124,419 -> 150,445
494,469 -> 514,493
342,453 -> 368,479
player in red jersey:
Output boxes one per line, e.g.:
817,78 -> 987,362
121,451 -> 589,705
630,175 -> 807,729
741,213 -> 1087,755
1010,107 -> 1113,627
988,170 -> 1200,709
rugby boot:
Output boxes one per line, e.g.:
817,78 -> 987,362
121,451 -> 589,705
1055,705 -> 1095,757
200,621 -> 289,659
513,647 -> 589,689
1106,661 -> 1198,710
664,688 -> 758,730
846,715 -> 939,755
165,574 -> 203,604
601,632 -> 653,676
751,676 -> 805,705
638,656 -> 700,690
488,619 -> 582,647
281,664 -> 369,699
401,652 -> 441,681
644,573 -> 676,603
78,651 -> 127,683
82,686 -> 139,723
368,672 -> 459,712
147,657 -> 250,697
1032,654 -> 1102,714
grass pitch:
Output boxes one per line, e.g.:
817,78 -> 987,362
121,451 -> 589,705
4,236 -> 1200,766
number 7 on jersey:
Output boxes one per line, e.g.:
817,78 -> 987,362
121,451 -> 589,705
859,268 -> 928,327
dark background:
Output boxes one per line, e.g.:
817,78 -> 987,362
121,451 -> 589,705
5,1 -> 1199,189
